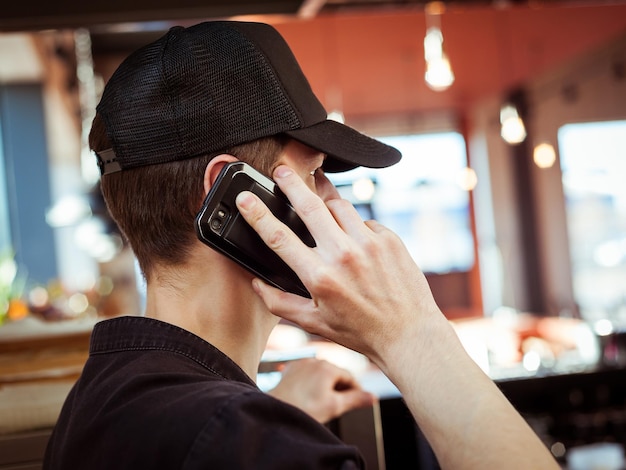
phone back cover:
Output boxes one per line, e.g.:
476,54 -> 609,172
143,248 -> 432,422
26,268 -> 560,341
196,162 -> 314,297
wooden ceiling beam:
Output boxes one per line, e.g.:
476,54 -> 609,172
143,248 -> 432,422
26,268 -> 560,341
0,0 -> 303,32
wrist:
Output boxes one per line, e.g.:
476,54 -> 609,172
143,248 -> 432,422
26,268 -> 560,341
376,307 -> 462,389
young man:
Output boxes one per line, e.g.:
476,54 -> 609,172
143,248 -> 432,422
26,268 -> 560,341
44,21 -> 558,469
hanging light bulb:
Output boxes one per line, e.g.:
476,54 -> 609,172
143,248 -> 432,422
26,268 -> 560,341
351,177 -> 376,202
424,2 -> 454,92
456,167 -> 478,191
500,104 -> 527,144
533,142 -> 556,168
424,27 -> 455,91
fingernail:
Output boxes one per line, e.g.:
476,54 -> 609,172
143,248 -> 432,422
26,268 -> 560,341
236,191 -> 256,211
274,166 -> 293,179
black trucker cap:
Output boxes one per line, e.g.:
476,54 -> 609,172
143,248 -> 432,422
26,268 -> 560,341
95,21 -> 401,175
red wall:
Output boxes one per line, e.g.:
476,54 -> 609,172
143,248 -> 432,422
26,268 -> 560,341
273,3 -> 626,118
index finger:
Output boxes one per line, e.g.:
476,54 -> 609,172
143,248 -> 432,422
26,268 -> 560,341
234,189 -> 319,282
272,165 -> 349,248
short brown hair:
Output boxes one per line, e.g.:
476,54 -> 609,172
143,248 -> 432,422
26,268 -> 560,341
89,113 -> 288,281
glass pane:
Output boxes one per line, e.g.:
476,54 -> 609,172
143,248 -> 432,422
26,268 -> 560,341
558,120 -> 626,324
0,121 -> 11,254
327,132 -> 474,274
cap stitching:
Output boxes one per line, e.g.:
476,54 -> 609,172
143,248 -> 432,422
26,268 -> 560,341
160,27 -> 185,161
233,24 -> 304,130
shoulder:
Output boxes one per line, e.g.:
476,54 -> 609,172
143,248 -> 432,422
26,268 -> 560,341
181,389 -> 364,470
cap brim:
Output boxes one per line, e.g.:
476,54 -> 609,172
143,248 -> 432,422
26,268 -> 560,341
285,120 -> 401,173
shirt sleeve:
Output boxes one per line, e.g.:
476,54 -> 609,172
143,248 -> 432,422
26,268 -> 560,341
181,389 -> 365,470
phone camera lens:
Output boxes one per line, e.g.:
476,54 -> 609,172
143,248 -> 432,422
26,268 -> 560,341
209,205 -> 229,233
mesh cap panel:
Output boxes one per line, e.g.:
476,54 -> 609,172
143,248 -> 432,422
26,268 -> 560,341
95,21 -> 401,174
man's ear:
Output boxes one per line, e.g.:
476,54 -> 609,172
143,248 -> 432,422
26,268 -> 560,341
203,154 -> 239,195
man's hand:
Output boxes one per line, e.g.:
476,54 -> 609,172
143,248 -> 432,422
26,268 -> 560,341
234,165 -> 437,367
236,164 -> 560,470
267,358 -> 375,424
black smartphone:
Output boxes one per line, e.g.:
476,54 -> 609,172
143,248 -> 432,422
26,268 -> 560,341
195,161 -> 315,298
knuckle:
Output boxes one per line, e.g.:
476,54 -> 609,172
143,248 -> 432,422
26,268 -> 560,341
368,221 -> 402,250
336,199 -> 353,211
334,238 -> 371,269
298,198 -> 323,218
266,226 -> 289,250
361,236 -> 384,258
326,198 -> 349,209
308,264 -> 340,294
380,228 -> 405,252
245,200 -> 267,225
336,248 -> 359,268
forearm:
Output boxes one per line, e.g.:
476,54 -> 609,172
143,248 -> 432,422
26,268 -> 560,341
379,314 -> 559,470
236,167 -> 559,469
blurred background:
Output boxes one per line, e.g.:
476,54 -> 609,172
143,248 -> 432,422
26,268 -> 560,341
1,1 -> 626,468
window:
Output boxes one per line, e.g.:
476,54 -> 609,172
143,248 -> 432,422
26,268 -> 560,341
327,132 -> 474,274
0,122 -> 10,255
558,120 -> 626,323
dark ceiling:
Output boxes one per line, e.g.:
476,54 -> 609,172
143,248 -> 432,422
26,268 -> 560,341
0,0 -> 588,33
0,0 -> 607,61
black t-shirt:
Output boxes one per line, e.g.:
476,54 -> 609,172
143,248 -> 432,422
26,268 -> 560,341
44,316 -> 364,469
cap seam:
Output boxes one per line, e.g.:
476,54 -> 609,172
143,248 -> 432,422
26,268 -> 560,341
234,25 -> 306,130
161,28 -> 186,161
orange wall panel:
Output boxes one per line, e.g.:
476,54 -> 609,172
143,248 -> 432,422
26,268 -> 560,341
273,3 -> 626,119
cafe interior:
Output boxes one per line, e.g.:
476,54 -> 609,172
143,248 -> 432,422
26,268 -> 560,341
1,0 -> 626,468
